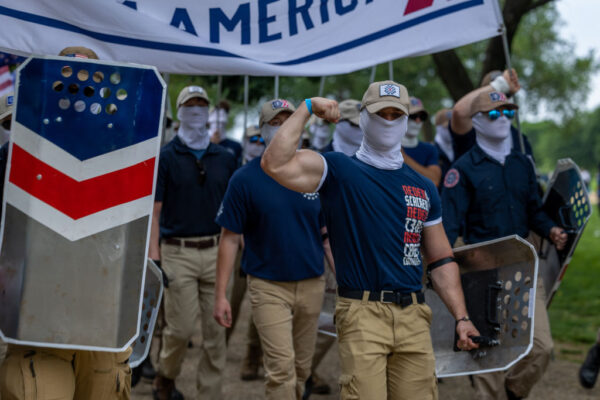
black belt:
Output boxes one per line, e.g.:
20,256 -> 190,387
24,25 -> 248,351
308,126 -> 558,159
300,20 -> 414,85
163,236 -> 219,249
338,287 -> 425,307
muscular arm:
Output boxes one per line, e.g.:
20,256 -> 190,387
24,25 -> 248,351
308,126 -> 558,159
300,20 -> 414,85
451,69 -> 520,135
213,227 -> 242,328
402,152 -> 442,186
421,223 -> 479,350
261,98 -> 340,193
149,201 -> 162,260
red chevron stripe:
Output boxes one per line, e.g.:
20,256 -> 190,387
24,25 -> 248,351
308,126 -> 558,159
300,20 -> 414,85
9,144 -> 155,220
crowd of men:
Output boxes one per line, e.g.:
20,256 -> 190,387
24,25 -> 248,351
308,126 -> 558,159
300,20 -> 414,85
0,44 -> 591,400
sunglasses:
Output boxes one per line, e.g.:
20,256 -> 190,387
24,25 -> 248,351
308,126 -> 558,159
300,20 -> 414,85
487,109 -> 515,120
249,135 -> 265,144
1,119 -> 10,130
409,112 -> 428,121
195,159 -> 206,185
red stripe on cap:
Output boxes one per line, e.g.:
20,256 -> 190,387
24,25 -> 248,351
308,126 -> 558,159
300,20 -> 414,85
9,144 -> 155,219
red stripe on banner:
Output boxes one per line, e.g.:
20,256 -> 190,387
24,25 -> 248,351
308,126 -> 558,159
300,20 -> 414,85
404,0 -> 434,15
0,80 -> 11,92
9,144 -> 155,220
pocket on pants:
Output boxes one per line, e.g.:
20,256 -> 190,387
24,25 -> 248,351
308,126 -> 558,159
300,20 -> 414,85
339,374 -> 359,400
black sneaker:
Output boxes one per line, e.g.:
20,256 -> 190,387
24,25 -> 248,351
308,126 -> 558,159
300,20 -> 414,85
580,343 -> 600,389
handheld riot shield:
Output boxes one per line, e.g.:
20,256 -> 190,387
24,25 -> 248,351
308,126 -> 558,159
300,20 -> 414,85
426,235 -> 538,377
317,236 -> 538,377
130,260 -> 164,368
537,159 -> 591,307
0,56 -> 165,351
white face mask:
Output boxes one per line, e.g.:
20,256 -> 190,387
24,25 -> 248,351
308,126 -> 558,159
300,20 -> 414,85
332,121 -> 363,156
177,106 -> 210,150
472,112 -> 512,163
244,141 -> 265,162
355,109 -> 407,170
260,124 -> 280,147
310,123 -> 330,150
434,124 -> 454,162
405,119 -> 422,138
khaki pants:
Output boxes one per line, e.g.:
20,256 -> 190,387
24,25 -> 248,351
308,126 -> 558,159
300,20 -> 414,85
248,275 -> 325,400
335,295 -> 438,400
0,340 -> 6,365
157,236 -> 225,399
473,277 -> 553,399
0,345 -> 131,400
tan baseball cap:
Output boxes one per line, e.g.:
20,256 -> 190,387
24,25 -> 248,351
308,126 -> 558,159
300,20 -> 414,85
0,93 -> 14,121
259,99 -> 296,127
360,81 -> 409,114
176,85 -> 210,108
470,89 -> 518,116
434,108 -> 452,126
339,99 -> 361,125
245,125 -> 261,138
408,97 -> 428,118
58,46 -> 99,60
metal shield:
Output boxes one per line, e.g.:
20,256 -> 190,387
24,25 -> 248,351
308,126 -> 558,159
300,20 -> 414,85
427,235 -> 538,377
129,259 -> 164,368
0,56 -> 165,351
536,158 -> 591,307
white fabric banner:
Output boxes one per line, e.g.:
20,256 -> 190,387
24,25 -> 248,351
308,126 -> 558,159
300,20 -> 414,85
0,0 -> 503,76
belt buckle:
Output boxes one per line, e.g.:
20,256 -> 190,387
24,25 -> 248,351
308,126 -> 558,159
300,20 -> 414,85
380,290 -> 394,303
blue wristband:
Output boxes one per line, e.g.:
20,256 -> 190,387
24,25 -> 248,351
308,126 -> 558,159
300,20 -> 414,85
305,98 -> 313,115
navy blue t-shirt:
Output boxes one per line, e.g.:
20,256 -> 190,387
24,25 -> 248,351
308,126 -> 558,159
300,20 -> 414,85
319,153 -> 442,292
403,141 -> 439,167
216,158 -> 324,282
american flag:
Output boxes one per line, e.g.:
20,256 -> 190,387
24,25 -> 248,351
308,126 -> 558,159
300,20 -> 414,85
0,65 -> 14,97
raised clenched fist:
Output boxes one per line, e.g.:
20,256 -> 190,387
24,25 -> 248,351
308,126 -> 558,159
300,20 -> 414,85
309,97 -> 340,123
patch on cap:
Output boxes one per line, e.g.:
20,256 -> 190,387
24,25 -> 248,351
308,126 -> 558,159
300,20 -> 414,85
444,168 -> 460,188
6,95 -> 13,106
489,92 -> 507,102
64,53 -> 89,59
188,86 -> 204,94
379,84 -> 401,98
271,99 -> 290,109
410,97 -> 422,107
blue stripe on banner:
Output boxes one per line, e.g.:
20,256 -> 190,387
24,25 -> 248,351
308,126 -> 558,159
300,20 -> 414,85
0,1 -> 485,66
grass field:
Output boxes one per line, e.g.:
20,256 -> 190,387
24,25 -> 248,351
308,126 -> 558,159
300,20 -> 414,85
549,206 -> 600,345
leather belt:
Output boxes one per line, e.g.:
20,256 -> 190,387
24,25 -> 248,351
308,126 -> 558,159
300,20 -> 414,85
163,236 -> 219,249
338,287 -> 425,308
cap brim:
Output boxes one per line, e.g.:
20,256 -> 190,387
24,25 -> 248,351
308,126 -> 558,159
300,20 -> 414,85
365,101 -> 408,114
0,110 -> 11,121
348,116 -> 360,126
177,93 -> 210,108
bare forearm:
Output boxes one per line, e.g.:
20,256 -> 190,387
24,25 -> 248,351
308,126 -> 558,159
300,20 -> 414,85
323,239 -> 335,274
149,203 -> 162,260
215,232 -> 241,299
430,263 -> 469,320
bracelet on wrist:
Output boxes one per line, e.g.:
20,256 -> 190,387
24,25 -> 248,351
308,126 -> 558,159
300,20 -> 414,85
456,316 -> 470,324
305,98 -> 313,115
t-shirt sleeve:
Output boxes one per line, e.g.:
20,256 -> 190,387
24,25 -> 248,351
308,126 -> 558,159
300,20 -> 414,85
425,144 -> 439,167
424,180 -> 442,227
154,151 -> 168,202
215,175 -> 248,234
316,153 -> 330,192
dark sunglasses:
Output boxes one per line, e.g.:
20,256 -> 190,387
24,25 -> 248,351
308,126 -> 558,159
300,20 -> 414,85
249,135 -> 265,144
487,109 -> 515,120
195,159 -> 206,185
1,119 -> 10,130
409,112 -> 428,121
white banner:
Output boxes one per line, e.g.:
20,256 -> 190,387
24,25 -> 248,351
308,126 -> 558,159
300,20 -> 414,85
0,1 -> 503,76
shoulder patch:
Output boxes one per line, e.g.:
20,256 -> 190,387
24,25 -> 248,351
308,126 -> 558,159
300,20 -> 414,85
444,168 -> 460,188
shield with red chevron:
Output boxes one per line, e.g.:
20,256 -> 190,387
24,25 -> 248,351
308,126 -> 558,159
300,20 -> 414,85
0,56 -> 165,351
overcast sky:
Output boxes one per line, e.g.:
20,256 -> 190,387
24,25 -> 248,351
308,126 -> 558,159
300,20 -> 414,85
556,0 -> 600,110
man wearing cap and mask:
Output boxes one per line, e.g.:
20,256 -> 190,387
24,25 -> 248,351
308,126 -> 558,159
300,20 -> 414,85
401,97 -> 442,187
450,70 -> 535,162
149,86 -> 236,399
433,108 -> 454,180
442,70 -> 568,400
260,82 -> 480,399
0,46 -> 136,400
213,99 -> 333,400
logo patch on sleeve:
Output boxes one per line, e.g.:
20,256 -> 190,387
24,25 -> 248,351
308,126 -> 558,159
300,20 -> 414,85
444,168 -> 460,188
489,92 -> 507,102
380,84 -> 400,98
